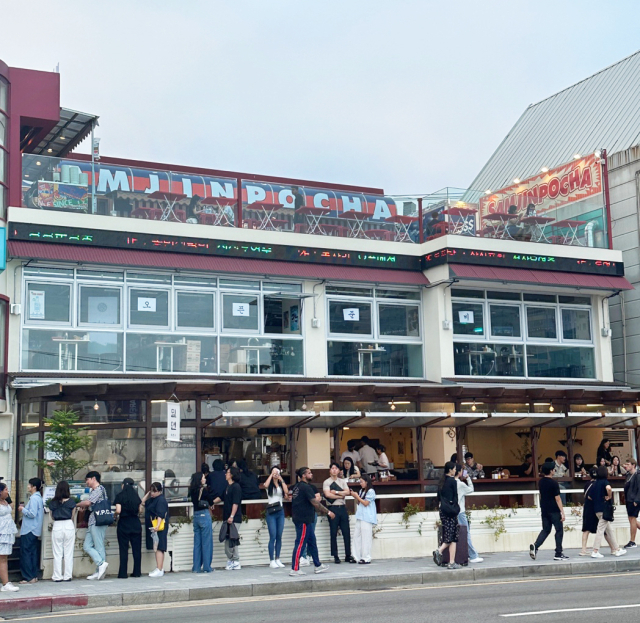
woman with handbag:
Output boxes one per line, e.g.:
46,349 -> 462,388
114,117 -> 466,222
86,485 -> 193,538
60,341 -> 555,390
189,472 -> 215,573
49,480 -> 77,581
589,466 -> 626,558
433,462 -> 461,569
0,483 -> 19,592
114,477 -> 142,578
142,482 -> 169,577
262,466 -> 288,568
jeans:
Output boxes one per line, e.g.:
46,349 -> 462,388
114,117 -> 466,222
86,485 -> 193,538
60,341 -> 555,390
83,524 -> 107,570
292,521 -> 320,570
117,517 -> 142,578
20,531 -> 40,581
265,507 -> 285,560
328,505 -> 351,559
457,511 -> 479,560
51,520 -> 75,581
300,513 -> 317,558
534,512 -> 563,556
192,510 -> 213,572
558,481 -> 569,505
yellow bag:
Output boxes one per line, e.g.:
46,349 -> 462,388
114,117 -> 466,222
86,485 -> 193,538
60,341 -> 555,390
152,517 -> 165,532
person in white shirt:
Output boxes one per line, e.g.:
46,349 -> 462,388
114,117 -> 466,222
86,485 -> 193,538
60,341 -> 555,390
457,467 -> 483,563
340,440 -> 360,466
358,437 -> 379,476
263,467 -> 288,568
375,445 -> 390,474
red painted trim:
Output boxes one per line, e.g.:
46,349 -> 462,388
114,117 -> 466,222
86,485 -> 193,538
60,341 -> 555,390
602,149 -> 613,250
68,153 -> 385,195
293,523 -> 307,570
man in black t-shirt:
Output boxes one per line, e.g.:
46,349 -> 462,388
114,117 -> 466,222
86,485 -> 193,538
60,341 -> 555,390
213,467 -> 243,570
290,466 -> 334,576
529,463 -> 567,561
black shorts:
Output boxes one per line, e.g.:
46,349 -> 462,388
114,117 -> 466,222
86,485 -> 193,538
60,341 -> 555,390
626,502 -> 640,518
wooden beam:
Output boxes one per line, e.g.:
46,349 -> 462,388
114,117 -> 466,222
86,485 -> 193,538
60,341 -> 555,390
16,383 -> 62,402
263,383 -> 282,394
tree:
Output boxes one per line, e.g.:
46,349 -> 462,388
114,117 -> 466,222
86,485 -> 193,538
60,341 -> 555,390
31,408 -> 93,482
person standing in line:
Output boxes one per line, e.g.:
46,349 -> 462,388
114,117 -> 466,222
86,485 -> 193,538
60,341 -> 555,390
580,467 -> 599,556
263,466 -> 288,568
207,459 -> 228,500
323,462 -> 356,564
623,458 -> 640,549
18,477 -> 44,584
114,477 -> 142,579
189,471 -> 214,573
457,466 -> 483,563
340,440 -> 360,465
141,482 -> 169,577
49,481 -> 77,582
213,467 -> 243,570
357,437 -> 379,477
350,474 -> 377,564
237,459 -> 262,500
77,471 -> 110,580
433,462 -> 461,569
589,466 -> 626,558
529,463 -> 568,561
0,483 -> 19,592
289,467 -> 333,577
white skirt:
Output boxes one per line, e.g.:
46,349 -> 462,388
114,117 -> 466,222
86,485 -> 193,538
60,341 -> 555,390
0,542 -> 12,555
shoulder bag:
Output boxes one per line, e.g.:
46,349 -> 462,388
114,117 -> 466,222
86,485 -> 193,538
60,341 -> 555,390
603,498 -> 615,522
93,486 -> 114,526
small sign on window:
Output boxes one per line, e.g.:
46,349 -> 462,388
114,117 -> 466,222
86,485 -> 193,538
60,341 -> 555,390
233,302 -> 250,317
138,297 -> 156,312
458,310 -> 474,324
343,308 -> 360,322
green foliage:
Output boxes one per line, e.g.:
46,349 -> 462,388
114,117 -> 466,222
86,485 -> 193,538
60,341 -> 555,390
481,509 -> 508,541
168,515 -> 192,537
30,409 -> 92,482
400,502 -> 422,529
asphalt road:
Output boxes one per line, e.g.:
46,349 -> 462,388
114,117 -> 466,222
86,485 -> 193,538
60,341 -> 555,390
10,571 -> 640,622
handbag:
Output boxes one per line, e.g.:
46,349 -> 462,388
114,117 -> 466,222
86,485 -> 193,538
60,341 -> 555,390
152,516 -> 166,531
265,502 -> 281,515
603,498 -> 615,522
92,488 -> 114,526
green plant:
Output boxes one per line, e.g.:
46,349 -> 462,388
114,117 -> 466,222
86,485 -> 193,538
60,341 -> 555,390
400,502 -> 422,529
481,509 -> 508,541
30,409 -> 92,482
168,515 -> 192,537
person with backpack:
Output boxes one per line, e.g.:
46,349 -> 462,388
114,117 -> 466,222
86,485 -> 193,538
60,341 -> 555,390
433,461 -> 461,569
114,477 -> 142,578
77,471 -> 112,580
49,480 -> 77,582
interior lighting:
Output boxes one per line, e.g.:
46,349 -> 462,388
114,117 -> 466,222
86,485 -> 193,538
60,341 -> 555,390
47,148 -> 53,153
621,404 -> 627,414
301,398 -> 308,411
234,400 -> 254,404
36,161 -> 41,166
388,401 -> 411,405
471,399 -> 477,412
549,404 -> 555,412
93,399 -> 100,411
314,400 -> 333,404
150,399 -> 167,404
390,400 -> 396,411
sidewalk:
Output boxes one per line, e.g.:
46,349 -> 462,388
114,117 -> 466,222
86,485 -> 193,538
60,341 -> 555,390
1,547 -> 640,617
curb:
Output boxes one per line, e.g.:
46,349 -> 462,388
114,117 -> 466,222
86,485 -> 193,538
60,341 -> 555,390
2,559 -> 639,616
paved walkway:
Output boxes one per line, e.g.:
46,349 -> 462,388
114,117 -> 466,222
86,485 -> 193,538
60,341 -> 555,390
2,547 -> 640,616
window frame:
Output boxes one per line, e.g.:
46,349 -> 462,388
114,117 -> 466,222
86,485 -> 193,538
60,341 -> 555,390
175,289 -> 216,331
77,283 -> 124,329
127,286 -> 171,330
24,280 -> 73,327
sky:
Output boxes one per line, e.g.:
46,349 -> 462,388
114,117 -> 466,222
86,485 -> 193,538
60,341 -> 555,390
3,1 -> 640,195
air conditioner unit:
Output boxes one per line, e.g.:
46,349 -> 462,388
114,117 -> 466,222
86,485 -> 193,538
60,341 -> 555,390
604,430 -> 633,460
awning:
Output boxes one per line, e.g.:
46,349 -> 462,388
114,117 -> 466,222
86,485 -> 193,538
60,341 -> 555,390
468,413 -> 561,427
8,241 -> 429,286
204,412 -> 310,428
428,413 -> 489,427
348,412 -> 448,428
450,264 -> 633,291
297,412 -> 362,428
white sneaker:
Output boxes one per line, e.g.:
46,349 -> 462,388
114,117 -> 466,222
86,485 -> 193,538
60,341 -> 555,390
232,561 -> 241,570
86,572 -> 99,580
225,561 -> 234,571
289,569 -> 306,577
148,568 -> 164,578
1,582 -> 19,592
314,563 -> 329,574
591,551 -> 604,558
613,549 -> 627,557
298,557 -> 310,567
470,557 -> 484,563
97,561 -> 109,580
275,559 -> 285,568
270,560 -> 279,569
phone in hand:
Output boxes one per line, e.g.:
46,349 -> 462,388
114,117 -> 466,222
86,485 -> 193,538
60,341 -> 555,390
463,470 -> 468,478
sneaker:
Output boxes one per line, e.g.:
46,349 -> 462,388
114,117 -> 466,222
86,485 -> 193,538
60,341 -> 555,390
624,541 -> 637,549
298,557 -> 310,567
289,569 -> 306,577
346,556 -> 357,564
1,583 -> 19,592
613,549 -> 627,557
270,560 -> 279,569
529,544 -> 537,560
333,556 -> 341,564
275,559 -> 285,568
553,554 -> 569,561
591,551 -> 604,558
97,561 -> 109,580
470,557 -> 484,563
232,561 -> 241,570
433,550 -> 443,566
447,563 -> 462,569
579,551 -> 590,556
86,572 -> 99,580
225,561 -> 234,571
314,563 -> 329,574
148,568 -> 164,578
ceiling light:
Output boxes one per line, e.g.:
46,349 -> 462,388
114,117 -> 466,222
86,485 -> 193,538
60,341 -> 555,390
301,398 -> 308,411
206,399 -> 211,408
186,401 -> 193,414
150,399 -> 167,403
513,178 -> 520,184
621,405 -> 627,414
549,404 -> 554,412
573,154 -> 581,159
24,174 -> 29,178
234,400 -> 254,404
93,399 -> 99,411
60,136 -> 65,140
343,427 -> 350,430
47,148 -> 53,153
36,161 -> 41,166
390,399 -> 396,411
314,400 -> 333,404
540,167 -> 549,173
388,401 -> 411,405
471,399 -> 477,412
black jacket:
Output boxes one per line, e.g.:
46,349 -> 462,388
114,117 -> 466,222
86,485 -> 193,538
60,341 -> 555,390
438,476 -> 460,517
625,471 -> 640,504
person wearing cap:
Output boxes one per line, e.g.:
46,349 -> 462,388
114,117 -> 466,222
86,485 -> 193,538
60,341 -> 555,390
114,477 -> 142,578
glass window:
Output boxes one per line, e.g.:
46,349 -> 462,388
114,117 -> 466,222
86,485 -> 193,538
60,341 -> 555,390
0,80 -> 6,112
77,269 -> 124,281
19,434 -> 40,507
264,297 -> 302,335
222,294 -> 259,331
451,289 -> 484,299
24,266 -> 74,278
129,289 -> 169,326
151,400 -> 196,422
559,296 -> 591,305
379,304 -> 420,337
490,305 -> 521,338
79,286 -> 121,325
126,334 -> 216,373
0,299 -> 6,392
177,291 -> 214,329
0,185 -> 5,221
22,329 -> 123,371
0,148 -> 4,184
329,301 -> 372,335
45,399 -> 145,423
523,293 -> 556,303
152,428 -> 196,500
453,343 -> 524,376
526,307 -> 557,339
174,274 -> 217,288
452,302 -> 484,336
0,116 -> 5,147
219,278 -> 260,291
220,337 -> 303,374
487,291 -> 521,301
326,285 -> 372,297
127,272 -> 172,284
375,288 -> 421,300
562,308 -> 591,341
327,341 -> 423,377
263,282 -> 302,293
26,283 -> 71,323
526,345 -> 595,378
20,402 -> 40,428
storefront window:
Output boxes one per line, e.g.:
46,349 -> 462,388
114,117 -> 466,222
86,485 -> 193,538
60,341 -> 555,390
452,302 -> 484,336
379,304 -> 420,337
151,400 -> 196,422
26,283 -> 71,324
22,329 -> 123,371
19,434 -> 39,499
329,301 -> 372,335
176,291 -> 214,329
129,289 -> 169,326
264,297 -> 302,335
45,400 -> 146,423
219,337 -> 303,374
453,343 -> 525,376
327,341 -> 423,377
526,307 -> 557,339
222,294 -> 259,331
527,345 -> 595,378
20,402 -> 40,428
79,286 -> 121,325
562,308 -> 591,341
126,333 -> 216,373
152,428 -> 196,500
490,305 -> 521,338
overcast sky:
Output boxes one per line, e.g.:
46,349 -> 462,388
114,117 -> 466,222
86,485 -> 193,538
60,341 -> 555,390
3,1 -> 640,195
